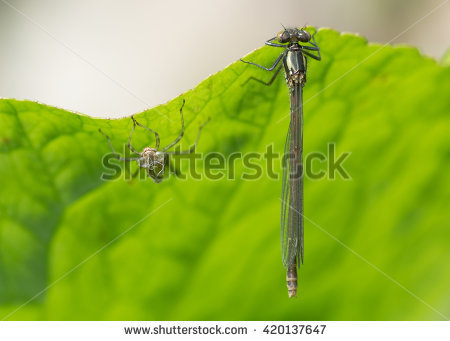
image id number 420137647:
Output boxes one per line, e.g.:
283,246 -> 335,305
262,324 -> 327,335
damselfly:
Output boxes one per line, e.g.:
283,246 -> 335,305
99,99 -> 210,183
241,27 -> 321,297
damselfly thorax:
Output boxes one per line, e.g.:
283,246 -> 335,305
284,45 -> 308,87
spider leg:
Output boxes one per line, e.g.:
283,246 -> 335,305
131,166 -> 141,179
98,128 -> 139,161
127,118 -> 139,154
131,115 -> 161,150
161,99 -> 186,152
168,157 -> 181,177
167,117 -> 210,155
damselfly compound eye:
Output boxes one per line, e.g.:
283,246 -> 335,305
277,30 -> 290,43
298,30 -> 311,42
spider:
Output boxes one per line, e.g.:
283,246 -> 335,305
99,99 -> 210,183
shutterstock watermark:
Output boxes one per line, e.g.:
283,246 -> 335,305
100,143 -> 352,182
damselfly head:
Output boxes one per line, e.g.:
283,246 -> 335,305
277,28 -> 311,44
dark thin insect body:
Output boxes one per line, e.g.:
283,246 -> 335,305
99,99 -> 209,183
241,27 -> 321,297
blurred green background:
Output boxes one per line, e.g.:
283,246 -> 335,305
0,28 -> 449,320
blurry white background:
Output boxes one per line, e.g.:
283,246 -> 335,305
0,0 -> 449,117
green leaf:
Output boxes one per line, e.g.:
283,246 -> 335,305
1,28 -> 450,320
441,47 -> 450,66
